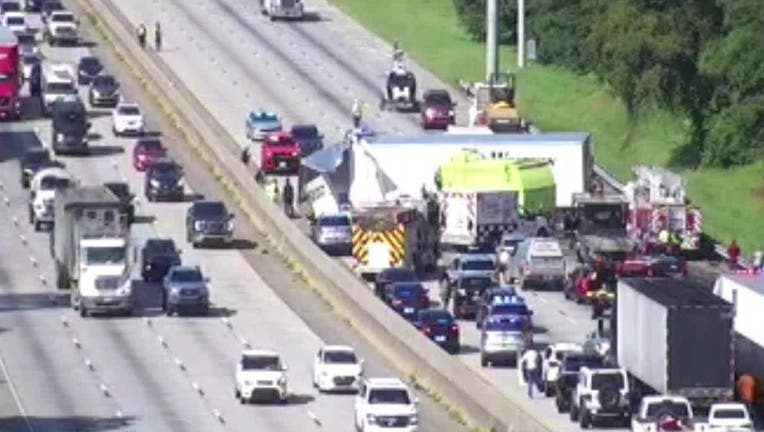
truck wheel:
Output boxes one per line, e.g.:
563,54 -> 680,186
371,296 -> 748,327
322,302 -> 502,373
34,221 -> 42,232
569,403 -> 578,421
56,265 -> 68,290
480,355 -> 488,367
80,305 -> 88,318
579,409 -> 591,429
28,206 -> 33,223
555,396 -> 566,413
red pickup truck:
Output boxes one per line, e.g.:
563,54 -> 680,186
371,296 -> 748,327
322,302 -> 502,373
0,27 -> 21,120
260,131 -> 300,174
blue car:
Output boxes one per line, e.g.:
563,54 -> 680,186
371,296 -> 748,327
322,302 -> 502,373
479,301 -> 534,367
385,281 -> 429,321
245,110 -> 282,141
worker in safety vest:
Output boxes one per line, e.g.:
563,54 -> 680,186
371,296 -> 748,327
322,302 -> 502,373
728,240 -> 741,268
737,374 -> 761,415
351,98 -> 363,128
265,179 -> 279,203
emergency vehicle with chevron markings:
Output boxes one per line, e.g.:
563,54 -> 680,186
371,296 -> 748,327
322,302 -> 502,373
351,202 -> 439,280
623,165 -> 704,254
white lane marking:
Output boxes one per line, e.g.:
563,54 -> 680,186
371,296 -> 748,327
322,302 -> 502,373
0,348 -> 34,432
537,296 -> 548,304
565,316 -> 577,324
307,409 -> 322,425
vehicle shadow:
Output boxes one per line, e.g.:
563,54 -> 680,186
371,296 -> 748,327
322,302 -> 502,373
532,325 -> 549,335
143,130 -> 162,138
86,145 -> 125,157
0,415 -> 136,431
299,11 -> 324,22
87,110 -> 112,119
79,40 -> 99,48
182,193 -> 204,202
132,215 -> 156,225
86,132 -> 103,141
0,292 -> 70,313
458,344 -> 480,355
285,393 -> 315,405
229,239 -> 258,250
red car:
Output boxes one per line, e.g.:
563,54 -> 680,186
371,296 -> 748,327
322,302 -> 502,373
421,89 -> 455,129
617,254 -> 687,278
133,138 -> 167,171
260,131 -> 300,174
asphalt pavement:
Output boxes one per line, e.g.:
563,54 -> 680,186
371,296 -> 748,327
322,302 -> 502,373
0,7 -> 468,432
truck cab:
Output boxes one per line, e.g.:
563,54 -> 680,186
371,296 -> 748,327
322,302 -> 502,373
53,186 -> 132,317
51,94 -> 90,155
259,0 -> 303,21
29,166 -> 71,230
0,27 -> 21,119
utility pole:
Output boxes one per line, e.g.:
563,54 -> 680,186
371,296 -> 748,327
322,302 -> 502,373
485,0 -> 499,81
517,0 -> 525,68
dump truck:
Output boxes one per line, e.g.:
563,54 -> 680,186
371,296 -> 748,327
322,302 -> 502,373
465,73 -> 527,133
572,192 -> 636,263
613,278 -> 735,407
53,185 -> 133,317
351,200 -> 439,280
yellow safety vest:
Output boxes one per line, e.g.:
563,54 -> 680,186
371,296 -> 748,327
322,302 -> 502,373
658,230 -> 670,244
265,182 -> 277,202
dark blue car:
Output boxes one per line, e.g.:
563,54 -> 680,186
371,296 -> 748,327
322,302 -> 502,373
386,282 -> 429,321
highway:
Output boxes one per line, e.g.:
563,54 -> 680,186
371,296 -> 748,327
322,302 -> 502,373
0,8 -> 467,432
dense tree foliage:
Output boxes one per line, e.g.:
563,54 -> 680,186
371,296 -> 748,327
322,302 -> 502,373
451,0 -> 762,168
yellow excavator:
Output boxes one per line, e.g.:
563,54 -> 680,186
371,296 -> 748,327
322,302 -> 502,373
466,72 -> 526,133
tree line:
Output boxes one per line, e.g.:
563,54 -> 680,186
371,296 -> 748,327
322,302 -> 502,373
452,0 -> 764,168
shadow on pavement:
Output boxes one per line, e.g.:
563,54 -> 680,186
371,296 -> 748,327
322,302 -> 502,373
0,416 -> 136,431
0,293 -> 70,313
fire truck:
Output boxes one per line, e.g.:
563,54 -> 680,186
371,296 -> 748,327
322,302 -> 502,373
623,165 -> 703,254
351,199 -> 439,280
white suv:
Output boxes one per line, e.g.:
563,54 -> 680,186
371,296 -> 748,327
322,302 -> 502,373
354,377 -> 418,432
312,345 -> 363,393
234,349 -> 288,404
112,102 -> 145,136
570,367 -> 631,428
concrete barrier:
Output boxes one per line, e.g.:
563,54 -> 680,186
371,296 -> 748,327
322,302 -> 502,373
73,0 -> 562,430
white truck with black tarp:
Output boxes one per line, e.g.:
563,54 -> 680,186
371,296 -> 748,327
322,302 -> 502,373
53,185 -> 133,317
259,0 -> 303,20
613,278 -> 735,407
439,190 -> 519,247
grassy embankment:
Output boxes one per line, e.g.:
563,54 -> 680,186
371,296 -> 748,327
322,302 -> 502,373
329,0 -> 764,253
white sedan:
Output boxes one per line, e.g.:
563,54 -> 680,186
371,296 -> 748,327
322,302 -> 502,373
312,345 -> 363,392
2,11 -> 27,34
112,102 -> 145,136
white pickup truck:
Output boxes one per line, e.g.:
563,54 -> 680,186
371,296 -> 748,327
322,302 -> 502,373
632,396 -> 754,432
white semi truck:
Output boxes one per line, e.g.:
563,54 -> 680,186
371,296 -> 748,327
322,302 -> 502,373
259,0 -> 304,20
53,185 -> 133,317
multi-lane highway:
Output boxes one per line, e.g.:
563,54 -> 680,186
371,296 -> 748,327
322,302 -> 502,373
0,8 -> 468,432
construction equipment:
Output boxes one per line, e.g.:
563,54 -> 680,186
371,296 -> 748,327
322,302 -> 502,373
624,166 -> 703,254
351,200 -> 439,280
572,192 -> 636,263
466,72 -> 526,133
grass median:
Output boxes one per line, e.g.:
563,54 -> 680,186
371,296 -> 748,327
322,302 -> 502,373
328,0 -> 764,253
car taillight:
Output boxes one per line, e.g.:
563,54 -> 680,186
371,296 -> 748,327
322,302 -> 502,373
420,294 -> 429,308
291,149 -> 299,157
392,299 -> 402,307
450,325 -> 459,335
422,326 -> 431,335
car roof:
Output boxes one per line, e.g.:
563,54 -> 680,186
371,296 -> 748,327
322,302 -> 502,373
365,377 -> 407,389
322,345 -> 355,353
242,349 -> 279,357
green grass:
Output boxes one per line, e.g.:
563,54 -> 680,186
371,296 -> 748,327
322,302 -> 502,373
329,0 -> 764,254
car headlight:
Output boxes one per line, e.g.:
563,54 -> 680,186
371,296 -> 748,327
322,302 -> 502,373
170,286 -> 181,295
457,288 -> 466,296
227,220 -> 234,231
194,221 -> 203,230
409,414 -> 418,425
116,280 -> 132,296
56,133 -> 64,142
150,179 -> 160,187
366,414 -> 377,424
448,110 -> 455,116
177,178 -> 184,187
243,380 -> 253,386
277,376 -> 287,386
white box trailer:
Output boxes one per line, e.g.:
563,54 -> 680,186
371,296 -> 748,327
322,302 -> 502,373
713,273 -> 764,387
356,133 -> 593,207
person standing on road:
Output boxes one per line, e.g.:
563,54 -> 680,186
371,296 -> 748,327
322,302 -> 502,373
728,240 -> 741,269
283,179 -> 295,218
520,348 -> 540,399
154,21 -> 162,51
737,374 -> 761,416
29,61 -> 41,97
136,23 -> 147,49
351,98 -> 363,128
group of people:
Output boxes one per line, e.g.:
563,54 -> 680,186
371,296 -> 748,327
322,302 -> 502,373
240,148 -> 295,218
136,22 -> 162,51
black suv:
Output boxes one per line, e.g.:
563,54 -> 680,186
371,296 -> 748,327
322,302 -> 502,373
77,56 -> 103,85
141,238 -> 181,282
144,158 -> 184,202
185,201 -> 234,248
51,96 -> 90,155
19,148 -> 52,188
88,74 -> 119,108
104,182 -> 135,224
554,352 -> 605,413
374,268 -> 417,298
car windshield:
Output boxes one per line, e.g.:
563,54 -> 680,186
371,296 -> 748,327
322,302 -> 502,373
712,409 -> 746,419
80,58 -> 100,69
485,316 -> 524,331
462,259 -> 494,271
291,126 -> 318,139
24,151 -> 48,164
592,373 -> 625,389
581,204 -> 625,229
118,106 -> 140,116
194,202 -> 226,218
460,277 -> 491,289
23,55 -> 39,65
39,176 -> 69,190
54,107 -> 85,123
394,284 -> 423,298
147,240 -> 176,255
171,269 -> 203,283
530,256 -> 562,264
368,389 -> 410,405
381,269 -> 416,282
105,183 -> 129,197
2,2 -> 20,11
47,83 -> 75,93
263,137 -> 292,147
491,304 -> 528,315
43,2 -> 62,11
7,16 -> 23,25
426,92 -> 451,105
420,311 -> 454,326
138,140 -> 163,151
252,112 -> 277,122
85,247 -> 125,265
324,350 -> 357,364
52,13 -> 74,22
152,162 -> 180,176
653,259 -> 682,274
242,355 -> 280,370
318,216 -> 350,227
563,355 -> 603,372
94,75 -> 116,86
646,401 -> 691,418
